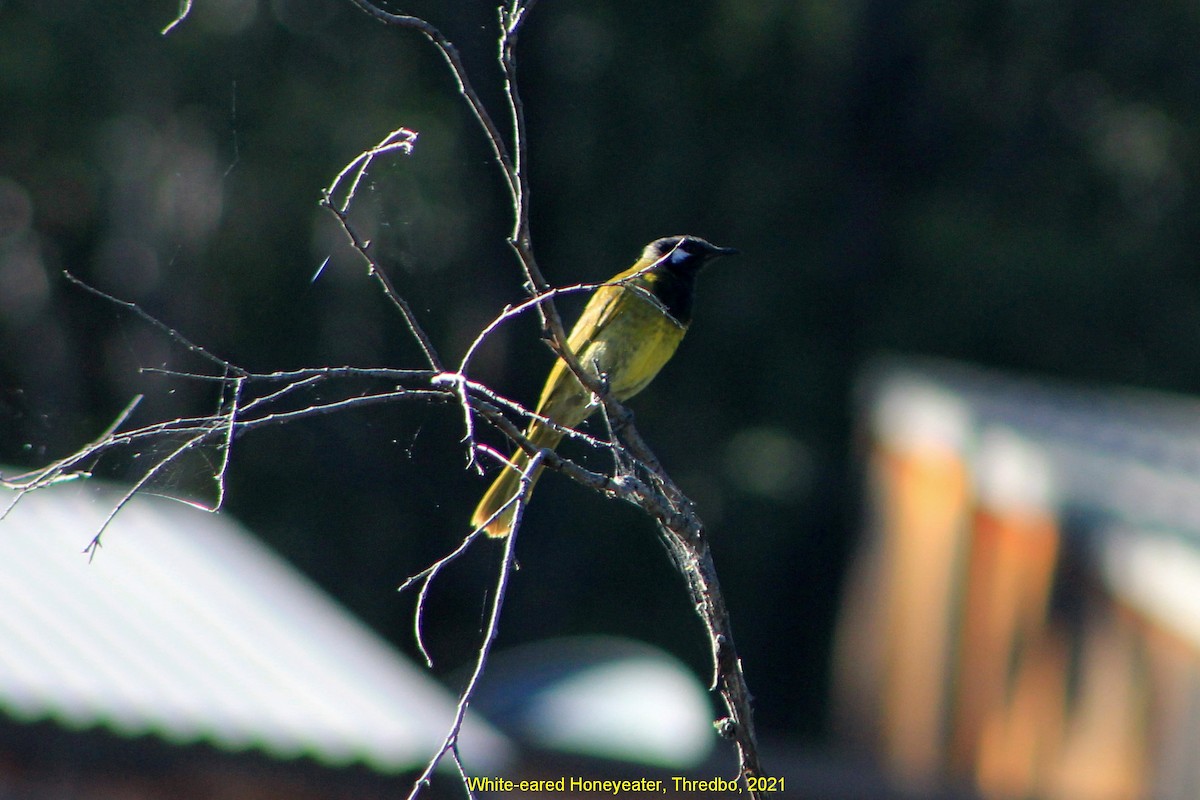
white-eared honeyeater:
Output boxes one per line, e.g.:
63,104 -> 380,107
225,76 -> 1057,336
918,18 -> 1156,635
471,235 -> 738,537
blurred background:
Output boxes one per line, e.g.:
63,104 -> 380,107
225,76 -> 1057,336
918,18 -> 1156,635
4,0 -> 1200,797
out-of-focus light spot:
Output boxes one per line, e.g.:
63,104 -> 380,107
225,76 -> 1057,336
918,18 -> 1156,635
975,427 -> 1056,512
194,0 -> 259,35
1052,72 -> 1185,221
0,178 -> 34,239
1095,105 -> 1181,197
545,12 -> 614,85
96,113 -> 224,246
525,657 -> 714,767
0,239 -> 49,324
97,115 -> 163,183
270,0 -> 337,35
94,237 -> 161,299
873,379 -> 971,453
724,425 -> 814,502
155,124 -> 224,244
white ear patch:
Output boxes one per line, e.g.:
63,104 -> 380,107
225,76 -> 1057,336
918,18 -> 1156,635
668,246 -> 690,264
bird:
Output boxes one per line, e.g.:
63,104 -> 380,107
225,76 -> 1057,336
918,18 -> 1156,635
470,235 -> 738,538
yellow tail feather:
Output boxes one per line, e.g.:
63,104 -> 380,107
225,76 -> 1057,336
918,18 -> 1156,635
470,423 -> 563,537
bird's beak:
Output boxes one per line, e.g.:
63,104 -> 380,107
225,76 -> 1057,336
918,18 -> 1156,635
712,245 -> 740,257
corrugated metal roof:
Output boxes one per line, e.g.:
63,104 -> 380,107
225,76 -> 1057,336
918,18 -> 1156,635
0,476 -> 510,772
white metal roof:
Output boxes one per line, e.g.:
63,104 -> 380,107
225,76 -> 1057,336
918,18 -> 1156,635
0,476 -> 510,773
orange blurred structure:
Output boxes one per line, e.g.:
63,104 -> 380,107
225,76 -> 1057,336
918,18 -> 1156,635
836,360 -> 1200,800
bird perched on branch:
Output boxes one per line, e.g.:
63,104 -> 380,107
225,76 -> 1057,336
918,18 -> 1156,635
471,235 -> 738,538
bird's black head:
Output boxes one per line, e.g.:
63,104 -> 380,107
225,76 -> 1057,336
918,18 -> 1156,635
636,235 -> 738,324
643,235 -> 739,275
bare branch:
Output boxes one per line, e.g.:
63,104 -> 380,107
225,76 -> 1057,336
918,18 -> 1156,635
343,0 -> 519,202
84,430 -> 209,558
596,397 -> 768,791
4,357 -> 459,530
399,437 -> 521,670
401,454 -> 533,799
160,0 -> 193,36
1,393 -> 142,517
497,1 -> 541,283
63,271 -> 246,377
344,0 -> 568,351
320,198 -> 444,372
143,365 -> 438,384
325,126 -> 418,214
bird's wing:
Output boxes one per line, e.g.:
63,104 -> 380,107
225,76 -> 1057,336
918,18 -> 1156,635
534,270 -> 668,422
565,282 -> 629,352
532,284 -> 628,424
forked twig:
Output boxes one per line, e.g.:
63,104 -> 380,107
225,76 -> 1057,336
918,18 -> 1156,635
343,0 -> 518,203
320,199 -> 443,372
63,271 -> 246,377
83,431 -> 208,558
325,126 -> 418,214
401,453 -> 533,800
1,393 -> 143,517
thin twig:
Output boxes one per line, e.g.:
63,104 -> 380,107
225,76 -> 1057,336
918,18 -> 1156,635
64,271 -> 246,377
1,393 -> 143,516
325,126 -> 418,214
142,365 -> 437,384
321,200 -> 444,371
343,0 -> 518,201
403,442 -> 541,668
84,430 -> 208,558
458,282 -> 598,377
211,374 -> 245,512
237,374 -> 322,415
160,0 -> 193,35
403,455 -> 533,800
